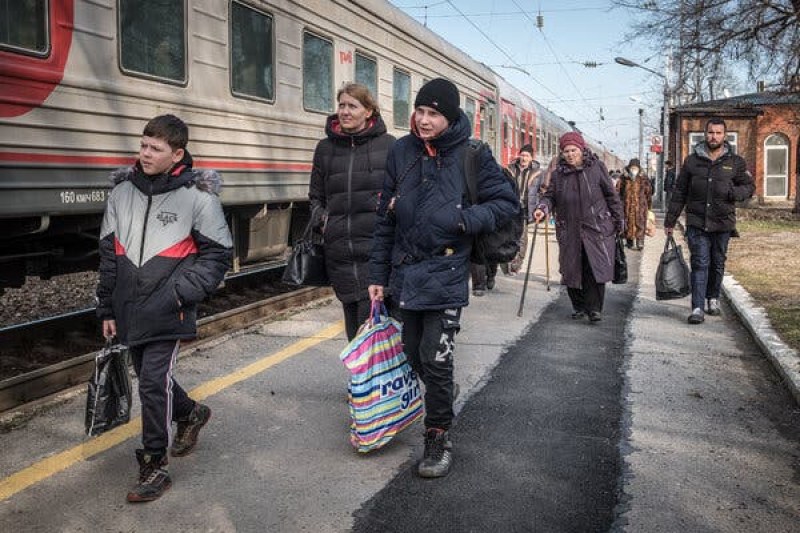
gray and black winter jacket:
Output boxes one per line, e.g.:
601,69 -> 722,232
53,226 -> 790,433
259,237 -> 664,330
96,153 -> 233,346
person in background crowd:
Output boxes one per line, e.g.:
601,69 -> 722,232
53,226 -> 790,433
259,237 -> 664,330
619,158 -> 653,250
663,160 -> 676,207
368,78 -> 518,478
309,83 -> 395,340
96,114 -> 233,502
506,144 -> 543,274
664,118 -> 754,325
532,131 -> 623,322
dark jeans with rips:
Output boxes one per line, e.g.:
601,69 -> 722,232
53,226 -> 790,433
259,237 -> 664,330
398,307 -> 461,430
130,340 -> 196,455
342,298 -> 372,341
685,226 -> 731,311
567,247 -> 606,314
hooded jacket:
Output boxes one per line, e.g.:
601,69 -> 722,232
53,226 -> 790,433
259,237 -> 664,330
537,150 -> 623,287
96,153 -> 233,346
369,111 -> 519,310
665,141 -> 754,232
308,114 -> 395,303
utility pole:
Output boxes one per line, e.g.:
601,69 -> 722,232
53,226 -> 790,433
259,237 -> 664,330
638,108 -> 644,164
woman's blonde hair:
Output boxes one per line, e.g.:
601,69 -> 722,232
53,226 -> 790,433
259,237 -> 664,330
337,82 -> 380,117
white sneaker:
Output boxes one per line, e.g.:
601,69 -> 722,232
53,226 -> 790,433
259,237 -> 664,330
707,298 -> 721,316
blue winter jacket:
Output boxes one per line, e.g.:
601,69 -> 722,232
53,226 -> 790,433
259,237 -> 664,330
369,111 -> 519,310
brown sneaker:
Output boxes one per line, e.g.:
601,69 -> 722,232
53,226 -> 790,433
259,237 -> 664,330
127,450 -> 171,503
171,403 -> 212,457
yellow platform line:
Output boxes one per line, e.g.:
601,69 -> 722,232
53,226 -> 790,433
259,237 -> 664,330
0,321 -> 344,502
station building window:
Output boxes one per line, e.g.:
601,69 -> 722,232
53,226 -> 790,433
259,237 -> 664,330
303,32 -> 333,113
119,0 -> 186,83
355,52 -> 377,99
0,0 -> 48,55
764,133 -> 790,198
230,1 -> 274,102
392,68 -> 410,129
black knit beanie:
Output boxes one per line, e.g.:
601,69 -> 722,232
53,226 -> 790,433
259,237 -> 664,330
414,78 -> 460,124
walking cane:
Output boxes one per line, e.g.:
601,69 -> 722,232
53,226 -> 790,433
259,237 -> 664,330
544,219 -> 551,291
517,222 -> 539,317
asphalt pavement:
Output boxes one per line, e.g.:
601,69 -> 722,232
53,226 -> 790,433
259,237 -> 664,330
1,224 -> 799,532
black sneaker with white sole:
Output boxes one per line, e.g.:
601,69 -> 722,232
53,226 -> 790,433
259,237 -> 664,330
418,428 -> 453,478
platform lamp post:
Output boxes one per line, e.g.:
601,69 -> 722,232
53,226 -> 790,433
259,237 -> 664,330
615,57 -> 670,211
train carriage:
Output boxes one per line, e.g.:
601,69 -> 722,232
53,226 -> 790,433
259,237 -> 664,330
0,0 -> 613,294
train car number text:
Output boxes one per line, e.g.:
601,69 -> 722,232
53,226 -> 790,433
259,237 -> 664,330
59,190 -> 106,204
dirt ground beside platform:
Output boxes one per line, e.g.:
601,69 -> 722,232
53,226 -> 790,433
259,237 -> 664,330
726,207 -> 800,352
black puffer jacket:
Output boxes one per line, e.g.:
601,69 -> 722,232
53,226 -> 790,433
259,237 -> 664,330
369,111 -> 519,310
665,142 -> 754,232
308,115 -> 395,303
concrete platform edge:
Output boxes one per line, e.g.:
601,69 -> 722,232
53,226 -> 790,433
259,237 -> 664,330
723,274 -> 800,405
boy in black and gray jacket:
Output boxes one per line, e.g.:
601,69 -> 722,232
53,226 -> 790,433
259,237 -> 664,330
96,114 -> 233,502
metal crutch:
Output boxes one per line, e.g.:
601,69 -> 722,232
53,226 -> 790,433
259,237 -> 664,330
517,222 -> 539,317
544,219 -> 551,291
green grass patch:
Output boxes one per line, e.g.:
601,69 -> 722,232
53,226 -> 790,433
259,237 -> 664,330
764,306 -> 800,349
737,219 -> 800,232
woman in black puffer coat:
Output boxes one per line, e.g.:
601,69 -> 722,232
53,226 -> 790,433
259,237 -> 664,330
308,83 -> 395,340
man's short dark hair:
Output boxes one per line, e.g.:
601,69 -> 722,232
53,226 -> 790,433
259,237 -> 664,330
704,117 -> 727,132
143,114 -> 188,150
665,160 -> 673,166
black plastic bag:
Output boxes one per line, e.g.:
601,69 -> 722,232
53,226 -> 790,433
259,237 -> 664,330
613,235 -> 627,284
85,342 -> 133,436
655,235 -> 691,300
282,219 -> 329,286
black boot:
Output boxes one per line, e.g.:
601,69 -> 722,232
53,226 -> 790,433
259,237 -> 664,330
418,428 -> 453,478
127,450 -> 171,503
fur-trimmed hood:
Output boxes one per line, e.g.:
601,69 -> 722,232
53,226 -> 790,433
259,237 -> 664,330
108,153 -> 223,196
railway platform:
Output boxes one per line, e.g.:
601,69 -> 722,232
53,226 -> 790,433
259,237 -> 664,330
1,224 -> 799,532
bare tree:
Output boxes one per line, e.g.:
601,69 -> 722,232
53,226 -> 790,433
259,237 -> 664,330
615,0 -> 800,97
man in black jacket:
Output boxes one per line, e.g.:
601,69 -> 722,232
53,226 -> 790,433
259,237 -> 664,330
664,118 -> 754,324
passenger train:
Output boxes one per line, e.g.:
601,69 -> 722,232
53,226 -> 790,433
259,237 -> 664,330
0,0 -> 623,293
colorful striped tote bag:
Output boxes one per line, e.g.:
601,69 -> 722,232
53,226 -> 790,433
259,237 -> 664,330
339,302 -> 423,453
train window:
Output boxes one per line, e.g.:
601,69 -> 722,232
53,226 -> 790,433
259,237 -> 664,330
303,32 -> 334,113
479,104 -> 486,141
464,97 -> 476,136
503,116 -> 509,146
536,127 -> 543,155
230,1 -> 274,102
0,0 -> 48,56
518,119 -> 525,148
119,0 -> 186,83
355,53 -> 377,98
392,68 -> 410,129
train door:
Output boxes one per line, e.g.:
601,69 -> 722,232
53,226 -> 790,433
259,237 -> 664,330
479,97 -> 497,150
500,99 -> 516,167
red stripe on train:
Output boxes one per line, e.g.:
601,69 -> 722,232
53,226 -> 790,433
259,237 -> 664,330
0,152 -> 312,171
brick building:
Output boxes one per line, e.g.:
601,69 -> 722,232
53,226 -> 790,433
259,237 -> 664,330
669,91 -> 800,204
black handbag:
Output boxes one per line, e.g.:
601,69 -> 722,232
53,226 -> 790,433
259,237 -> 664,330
613,235 -> 627,284
85,341 -> 133,436
282,220 -> 329,286
655,235 -> 691,300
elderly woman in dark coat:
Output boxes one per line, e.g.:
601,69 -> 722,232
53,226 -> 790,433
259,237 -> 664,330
533,132 -> 623,322
309,83 -> 395,340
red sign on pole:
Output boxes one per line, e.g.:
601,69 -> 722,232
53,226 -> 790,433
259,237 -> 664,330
650,135 -> 663,153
